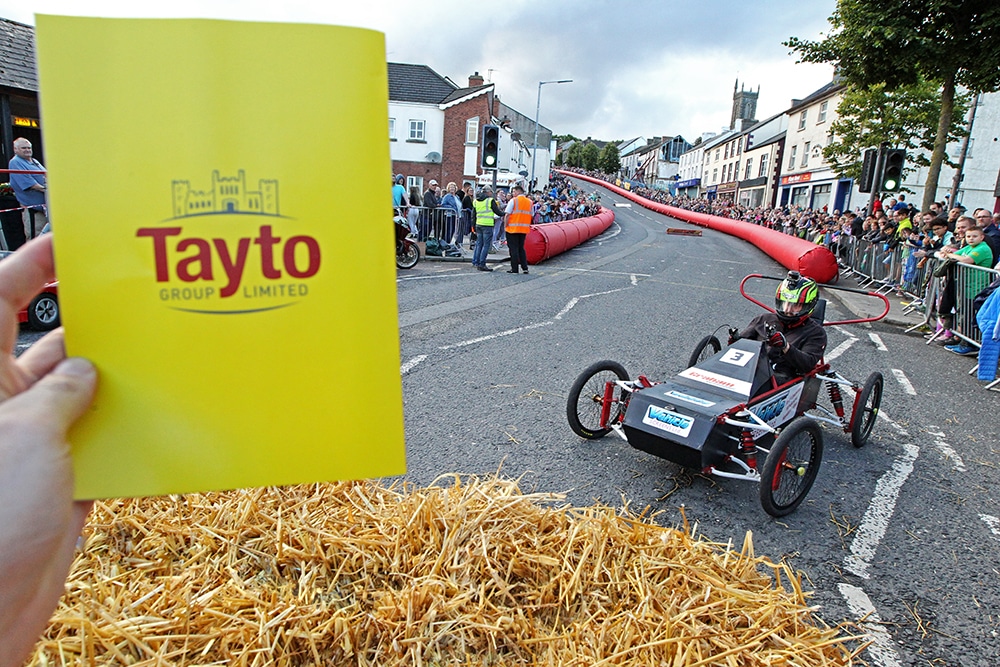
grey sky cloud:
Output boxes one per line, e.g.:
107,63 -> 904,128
1,0 -> 838,142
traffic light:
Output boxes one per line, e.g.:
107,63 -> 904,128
881,148 -> 905,192
858,148 -> 877,193
481,125 -> 499,170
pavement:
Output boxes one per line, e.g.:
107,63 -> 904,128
415,240 -> 510,264
822,269 -> 926,330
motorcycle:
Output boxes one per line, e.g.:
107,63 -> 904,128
395,212 -> 420,269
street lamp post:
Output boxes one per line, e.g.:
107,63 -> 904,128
530,79 -> 572,192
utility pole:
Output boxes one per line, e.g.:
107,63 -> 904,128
949,93 -> 980,206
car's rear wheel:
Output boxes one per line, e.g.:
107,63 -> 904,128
27,293 -> 59,331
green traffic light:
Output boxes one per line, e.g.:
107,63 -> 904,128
884,178 -> 897,190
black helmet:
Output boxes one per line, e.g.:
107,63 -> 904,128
775,271 -> 819,326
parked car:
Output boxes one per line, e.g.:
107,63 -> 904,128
0,250 -> 61,331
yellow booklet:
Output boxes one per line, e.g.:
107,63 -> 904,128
35,16 -> 406,499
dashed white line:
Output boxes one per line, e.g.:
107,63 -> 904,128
926,429 -> 966,472
980,514 -> 1000,541
825,338 -> 856,361
838,583 -> 903,667
843,442 -> 920,580
869,333 -> 887,351
630,274 -> 638,286
400,355 -> 427,375
555,298 -> 580,320
891,368 -> 917,395
438,321 -> 554,350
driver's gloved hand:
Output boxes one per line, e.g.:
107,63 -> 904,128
767,331 -> 788,350
727,327 -> 741,345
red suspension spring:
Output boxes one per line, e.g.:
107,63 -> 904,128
827,381 -> 845,419
740,429 -> 757,471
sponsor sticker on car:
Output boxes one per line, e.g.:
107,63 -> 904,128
664,390 -> 716,408
642,405 -> 695,438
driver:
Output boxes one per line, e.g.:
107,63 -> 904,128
730,271 -> 828,384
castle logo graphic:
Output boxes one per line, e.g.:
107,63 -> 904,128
171,169 -> 279,219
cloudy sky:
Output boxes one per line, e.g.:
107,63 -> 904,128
1,0 -> 838,142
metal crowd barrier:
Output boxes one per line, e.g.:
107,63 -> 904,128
838,236 -> 1000,389
400,205 -> 476,247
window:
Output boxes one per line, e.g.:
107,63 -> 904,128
389,118 -> 395,139
788,145 -> 798,170
801,142 -> 810,167
798,110 -> 807,131
407,176 -> 423,194
791,186 -> 809,208
712,168 -> 718,183
818,101 -> 828,123
724,144 -> 729,159
715,149 -> 720,162
744,159 -> 753,180
758,153 -> 769,178
465,117 -> 479,144
811,183 -> 832,211
408,119 -> 425,141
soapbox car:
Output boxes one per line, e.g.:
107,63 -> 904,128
566,274 -> 890,517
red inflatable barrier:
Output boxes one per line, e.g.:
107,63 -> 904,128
556,170 -> 838,283
524,207 -> 615,265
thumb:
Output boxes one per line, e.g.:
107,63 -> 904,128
8,357 -> 97,436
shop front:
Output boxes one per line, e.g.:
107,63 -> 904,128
675,177 -> 700,199
779,172 -> 854,213
716,180 -> 737,203
737,176 -> 768,208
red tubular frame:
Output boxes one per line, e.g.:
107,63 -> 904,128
738,274 -> 890,326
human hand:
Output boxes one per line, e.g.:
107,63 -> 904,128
0,234 -> 97,667
767,330 -> 788,351
727,327 -> 741,345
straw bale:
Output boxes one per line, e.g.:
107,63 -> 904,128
28,476 -> 863,666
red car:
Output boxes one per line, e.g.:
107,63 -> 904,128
0,250 -> 61,331
19,281 -> 60,331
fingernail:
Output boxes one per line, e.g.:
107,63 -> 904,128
57,357 -> 95,377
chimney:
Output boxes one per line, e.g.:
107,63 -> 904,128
469,71 -> 485,87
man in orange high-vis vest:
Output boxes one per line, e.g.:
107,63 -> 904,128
504,183 -> 532,274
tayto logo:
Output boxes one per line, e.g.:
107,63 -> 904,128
643,405 -> 694,438
136,170 -> 322,314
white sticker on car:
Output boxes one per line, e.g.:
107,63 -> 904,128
642,405 -> 694,438
664,390 -> 716,408
678,367 -> 752,397
720,348 -> 755,367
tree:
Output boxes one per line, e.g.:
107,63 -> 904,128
565,142 -> 583,168
598,143 -> 621,174
785,0 -> 1000,211
554,150 -> 565,167
582,143 -> 601,171
823,78 -> 969,185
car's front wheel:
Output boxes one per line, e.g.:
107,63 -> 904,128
27,293 -> 60,331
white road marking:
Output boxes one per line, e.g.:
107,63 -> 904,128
832,325 -> 858,340
561,268 -> 651,277
630,274 -> 638,286
843,442 -> 920,580
400,355 -> 427,375
555,286 -> 632,320
869,333 -> 887,351
838,583 -> 903,667
438,321 -> 553,350
613,203 -> 632,208
397,273 -> 478,282
891,369 -> 917,395
16,343 -> 31,352
825,338 -> 856,361
980,514 -> 1000,541
926,428 -> 966,472
555,298 -> 579,320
